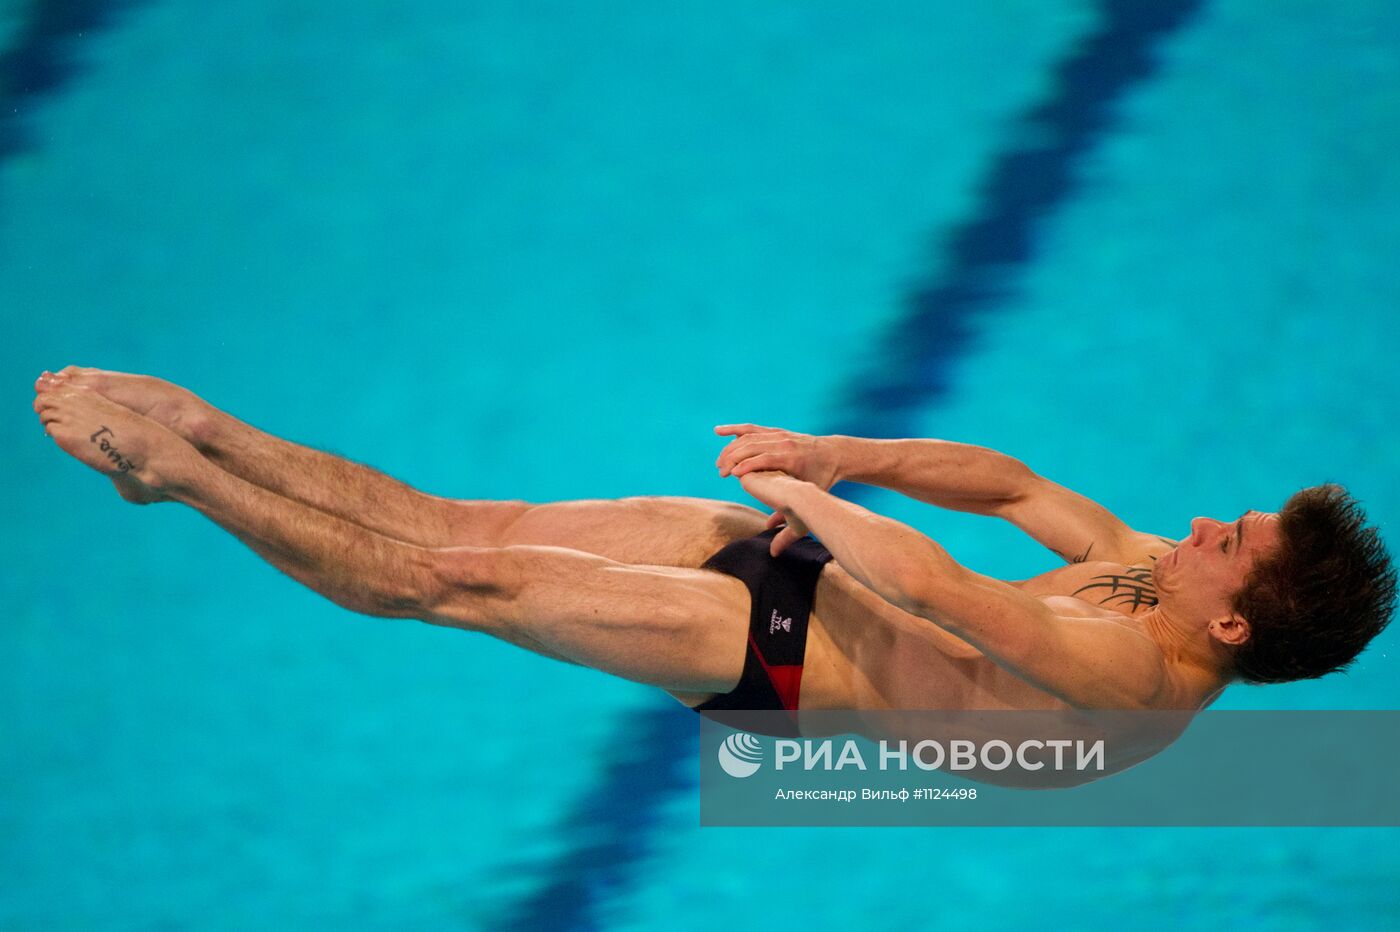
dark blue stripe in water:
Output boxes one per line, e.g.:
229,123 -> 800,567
0,1 -> 146,163
833,0 -> 1206,445
489,1 -> 1208,928
484,704 -> 695,931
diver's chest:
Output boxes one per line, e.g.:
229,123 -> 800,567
1024,561 -> 1160,616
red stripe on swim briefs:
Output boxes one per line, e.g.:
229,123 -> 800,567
748,632 -> 804,712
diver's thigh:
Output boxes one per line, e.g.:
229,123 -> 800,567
499,496 -> 768,566
435,545 -> 752,694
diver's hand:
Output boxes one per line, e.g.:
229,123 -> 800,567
715,424 -> 843,536
736,470 -> 812,557
714,424 -> 843,486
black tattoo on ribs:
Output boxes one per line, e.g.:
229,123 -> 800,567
89,426 -> 136,473
1054,541 -> 1095,564
1072,567 -> 1158,610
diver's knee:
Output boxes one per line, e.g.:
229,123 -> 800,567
421,546 -> 520,630
710,499 -> 769,542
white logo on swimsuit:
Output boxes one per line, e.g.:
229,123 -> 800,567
718,732 -> 764,778
770,609 -> 792,634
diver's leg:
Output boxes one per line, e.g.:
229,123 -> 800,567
49,367 -> 522,546
36,381 -> 748,693
49,367 -> 769,562
428,545 -> 749,693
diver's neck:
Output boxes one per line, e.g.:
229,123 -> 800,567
1140,604 -> 1233,687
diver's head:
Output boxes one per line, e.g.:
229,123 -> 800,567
1155,485 -> 1395,682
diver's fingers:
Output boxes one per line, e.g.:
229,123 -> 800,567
714,423 -> 777,437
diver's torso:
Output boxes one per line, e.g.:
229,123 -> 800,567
802,556 -> 1176,713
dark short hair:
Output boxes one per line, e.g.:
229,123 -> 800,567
1231,484 -> 1396,684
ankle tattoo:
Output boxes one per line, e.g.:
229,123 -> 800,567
90,426 -> 137,473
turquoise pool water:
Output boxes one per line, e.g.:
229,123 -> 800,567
4,1 -> 1399,928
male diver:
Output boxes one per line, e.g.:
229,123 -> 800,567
34,367 -> 1394,770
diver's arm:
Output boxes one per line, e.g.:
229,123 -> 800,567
832,437 -> 1171,562
754,473 -> 945,616
718,426 -> 1169,564
834,436 -> 1033,515
717,427 -> 1031,514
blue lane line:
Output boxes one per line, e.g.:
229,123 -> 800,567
0,1 -> 147,163
490,2 -> 1208,928
833,0 -> 1206,447
484,704 -> 695,931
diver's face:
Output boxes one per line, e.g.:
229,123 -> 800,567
1155,510 -> 1282,618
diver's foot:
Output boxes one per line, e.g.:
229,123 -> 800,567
34,378 -> 196,504
42,366 -> 217,450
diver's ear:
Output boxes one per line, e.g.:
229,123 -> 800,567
1207,612 -> 1251,647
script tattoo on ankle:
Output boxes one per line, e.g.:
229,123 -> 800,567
89,426 -> 136,473
1072,567 -> 1158,610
